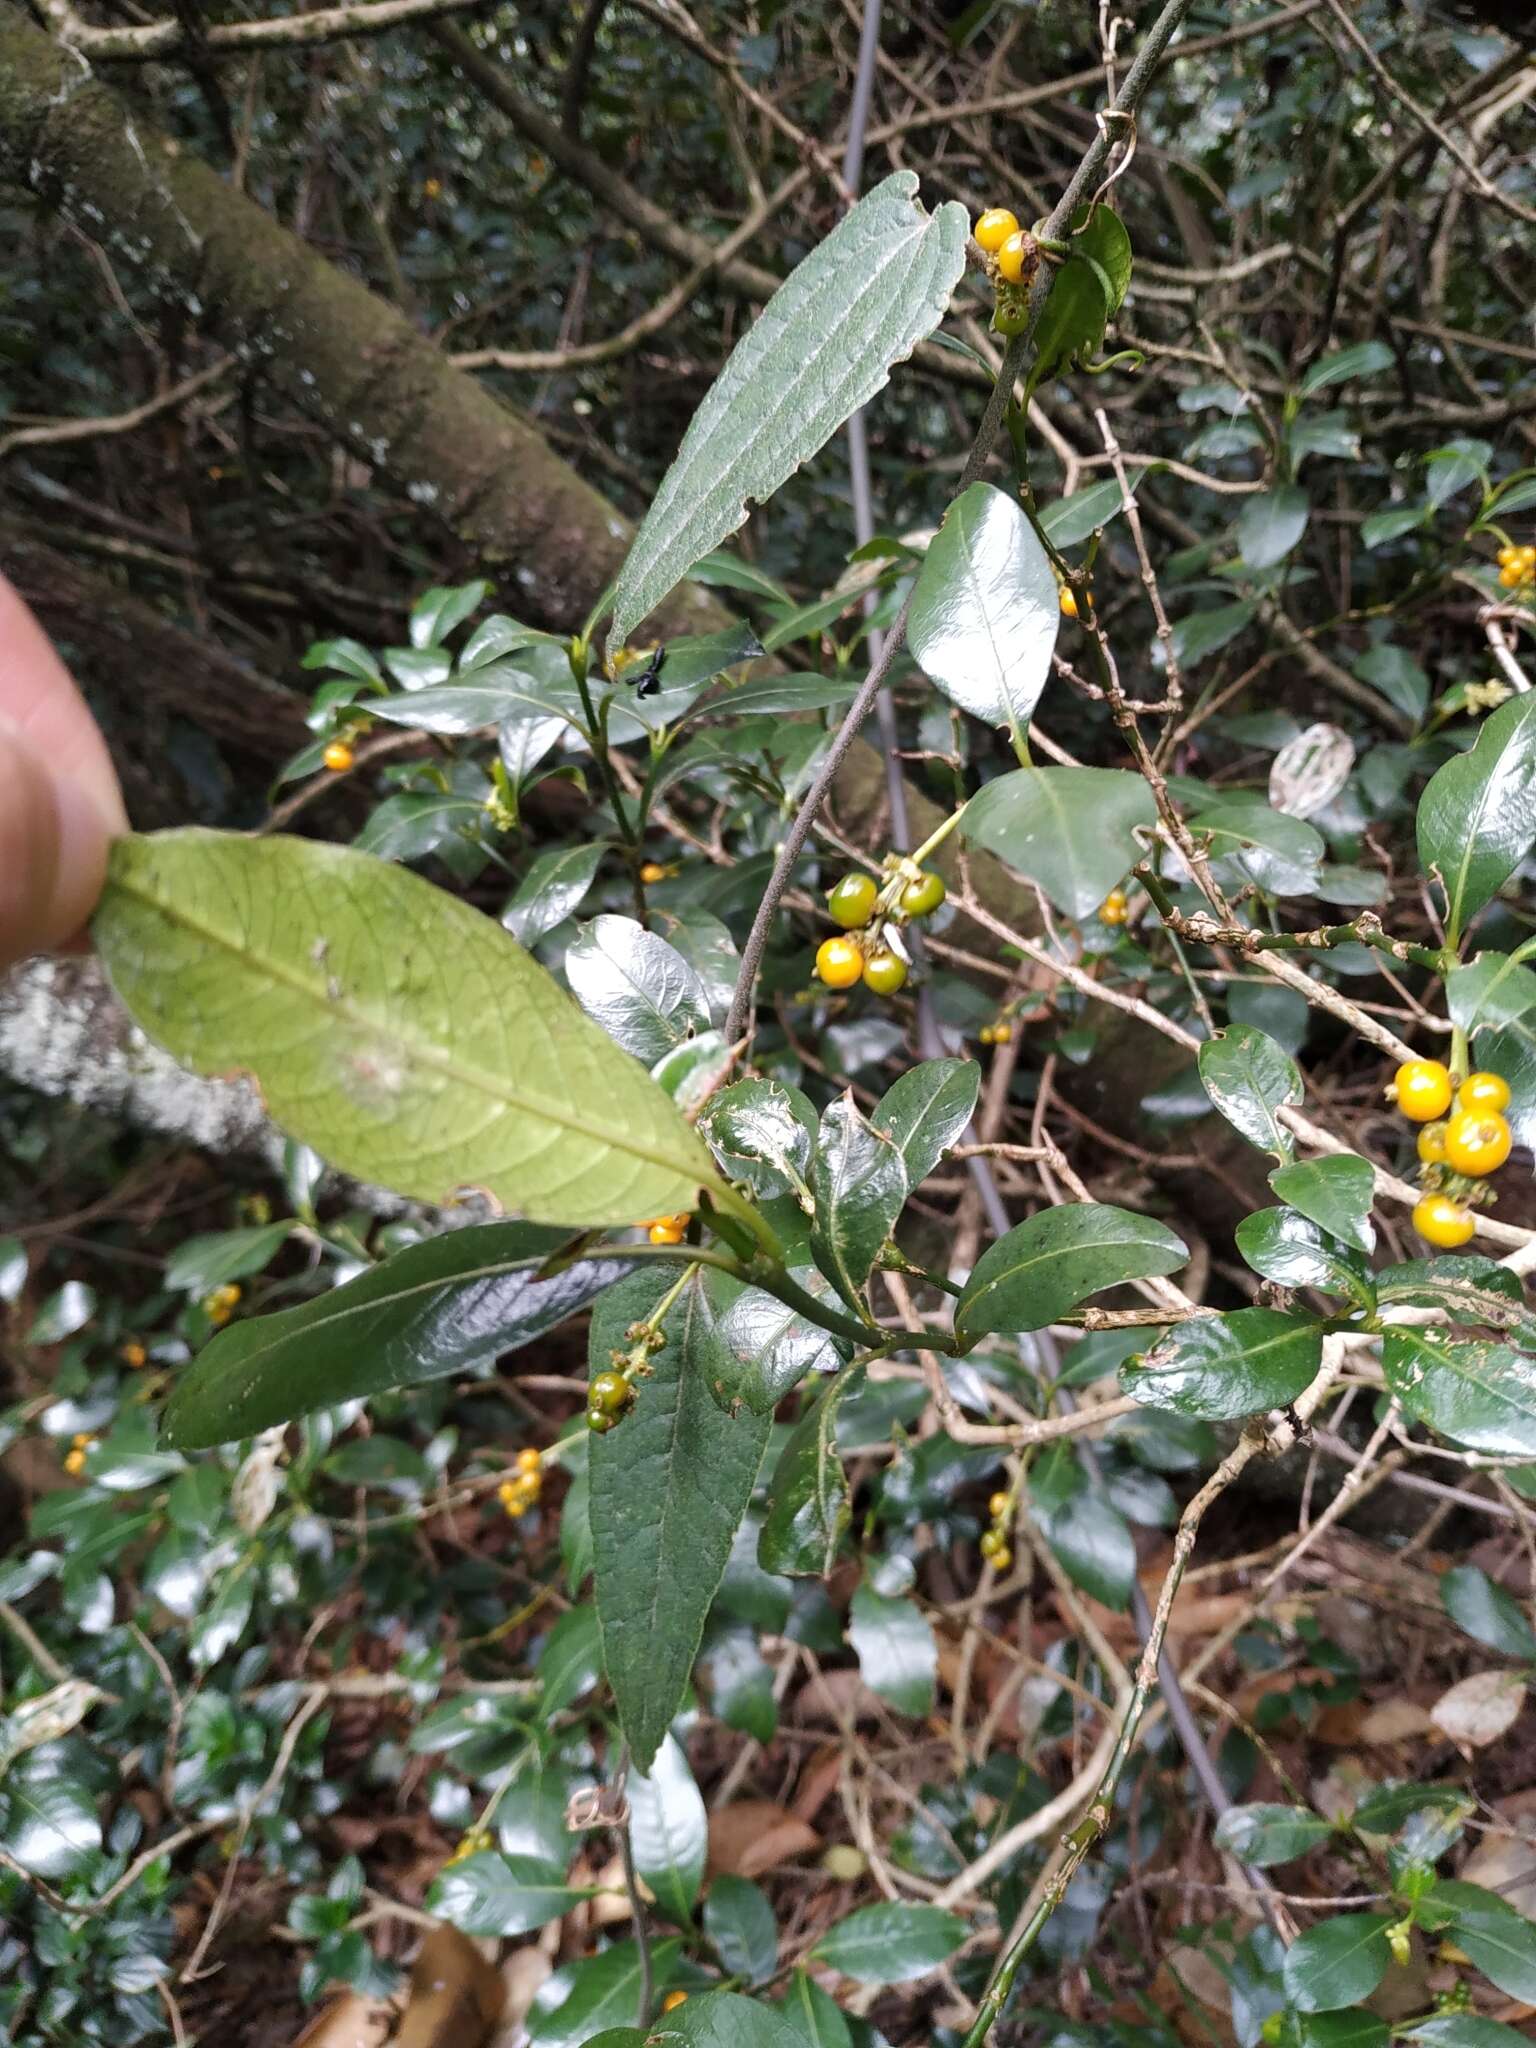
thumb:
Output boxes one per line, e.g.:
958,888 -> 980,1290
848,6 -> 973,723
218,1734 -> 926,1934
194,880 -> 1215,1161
0,573 -> 128,973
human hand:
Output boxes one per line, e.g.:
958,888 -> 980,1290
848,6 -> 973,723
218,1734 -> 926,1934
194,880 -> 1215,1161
0,572 -> 129,974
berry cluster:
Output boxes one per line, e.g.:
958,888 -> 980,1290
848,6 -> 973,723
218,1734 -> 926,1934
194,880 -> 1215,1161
1098,888 -> 1130,928
979,1490 -> 1013,1574
203,1282 -> 241,1329
973,206 -> 1037,287
978,1019 -> 1014,1047
1392,1059 -> 1515,1248
1496,542 -> 1535,592
642,1212 -> 691,1246
814,866 -> 947,997
498,1445 -> 544,1518
587,1366 -> 636,1434
63,1431 -> 94,1478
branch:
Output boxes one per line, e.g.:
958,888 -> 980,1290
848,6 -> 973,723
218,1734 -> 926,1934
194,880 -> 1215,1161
0,355 -> 234,462
45,0 -> 489,59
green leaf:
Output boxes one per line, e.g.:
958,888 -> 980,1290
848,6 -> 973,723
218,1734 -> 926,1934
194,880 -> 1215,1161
591,1273 -> 770,1771
566,915 -> 711,1063
162,1223 -> 607,1449
0,1768 -> 102,1878
873,1059 -> 979,1189
1351,1782 -> 1474,1833
707,673 -> 857,718
1446,952 -> 1536,1036
703,1270 -> 848,1416
758,1366 -> 861,1577
611,174 -> 966,643
1074,203 -> 1133,311
1171,600 -> 1256,667
1235,1208 -> 1374,1306
1382,1329 -> 1536,1456
427,1851 -> 593,1936
1122,1309 -> 1323,1420
1417,695 -> 1536,942
369,673 -> 568,735
353,791 -> 485,865
656,1990 -> 808,2048
782,1971 -> 853,2048
628,1732 -> 707,1926
700,1625 -> 777,1740
1440,1565 -> 1536,1661
1300,340 -> 1394,395
848,1585 -> 936,1716
700,1079 -> 817,1200
956,1204 -> 1187,1341
811,1095 -> 907,1304
1404,2020 -> 1536,2048
1039,1484 -> 1136,1609
1268,1154 -> 1376,1253
1027,210 -> 1125,392
1189,800 -> 1324,896
1236,485 -> 1309,570
27,1282 -> 96,1345
1353,643 -> 1429,722
537,1604 -> 604,1719
412,580 -> 487,647
95,832 -> 718,1228
1281,1913 -> 1393,2013
1362,503 -> 1428,550
811,1903 -> 967,1986
908,482 -> 1060,744
0,1236 -> 26,1304
1436,1882 -> 1536,2002
497,1768 -> 579,1865
503,843 -> 606,946
1213,1803 -> 1335,1867
1476,1016 -> 1536,1157
704,1877 -> 779,1985
961,766 -> 1156,919
1039,474 -> 1143,548
1425,437 -> 1492,508
1375,1256 -> 1534,1337
163,1223 -> 293,1297
1198,1025 -> 1303,1160
526,1940 -> 682,2048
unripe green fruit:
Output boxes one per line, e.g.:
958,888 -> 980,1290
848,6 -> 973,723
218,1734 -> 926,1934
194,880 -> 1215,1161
828,873 -> 878,929
900,870 -> 946,919
589,1369 -> 631,1413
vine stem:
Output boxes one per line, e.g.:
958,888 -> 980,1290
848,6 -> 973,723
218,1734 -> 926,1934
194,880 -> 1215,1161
723,0 -> 1200,1047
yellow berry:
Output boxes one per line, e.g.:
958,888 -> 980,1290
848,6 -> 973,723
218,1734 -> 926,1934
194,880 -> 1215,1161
1413,1194 -> 1475,1249
1393,1058 -> 1454,1122
1059,586 -> 1078,618
816,935 -> 864,989
1417,1123 -> 1449,1166
992,1021 -> 1013,1044
1497,545 -> 1518,567
517,1447 -> 542,1474
649,1220 -> 686,1245
1457,1071 -> 1511,1114
974,207 -> 1020,253
663,1992 -> 689,2013
996,229 -> 1034,285
639,862 -> 668,884
979,1025 -> 994,1045
1098,889 -> 1128,927
979,1529 -> 1003,1559
72,1431 -> 92,1448
323,739 -> 355,773
1443,1110 -> 1512,1178
64,1447 -> 87,1476
423,177 -> 442,199
121,1341 -> 148,1369
1499,562 -> 1527,589
988,1492 -> 1010,1519
991,1545 -> 1012,1573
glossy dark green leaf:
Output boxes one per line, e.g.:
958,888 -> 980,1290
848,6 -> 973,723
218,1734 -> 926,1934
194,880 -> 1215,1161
699,1627 -> 777,1742
1234,1209 -> 1374,1306
1281,1913 -> 1393,2013
1040,1486 -> 1136,1609
503,843 -> 606,945
704,1876 -> 779,1986
1354,644 -> 1429,722
656,911 -> 740,1025
1300,340 -> 1394,394
497,1768 -> 580,1865
525,1940 -> 683,2048
1374,1256 -> 1534,1337
1446,952 -> 1536,1036
961,766 -> 1155,919
1039,473 -> 1143,548
1213,1803 -> 1334,1867
353,791 -> 485,865
1436,1882 -> 1536,2002
611,173 -> 967,644
1350,1781 -> 1474,1834
1236,485 -> 1309,569
908,482 -> 1060,744
1417,694 -> 1536,942
1404,2019 -> 1535,2048
27,1282 -> 96,1345
848,1585 -> 936,1716
873,1058 -> 979,1189
1027,211 -> 1119,392
700,1079 -> 817,1200
164,1222 -> 293,1296
162,1223 -> 604,1449
1268,1154 -> 1375,1253
758,1366 -> 861,1577
1122,1309 -> 1323,1419
811,1095 -> 906,1306
956,1203 -> 1187,1341
707,673 -> 857,717
811,1902 -> 966,1985
427,1851 -> 594,1936
1198,1026 -> 1303,1160
537,1604 -> 603,1719
566,915 -> 711,1062
781,1971 -> 853,2048
656,1990 -> 807,2048
0,1237 -> 26,1305
1171,600 -> 1256,667
1190,800 -> 1324,896
702,1270 -> 848,1416
1382,1329 -> 1536,1456
591,1273 -> 770,1771
369,673 -> 568,735
1440,1565 -> 1536,1661
628,1733 -> 707,1925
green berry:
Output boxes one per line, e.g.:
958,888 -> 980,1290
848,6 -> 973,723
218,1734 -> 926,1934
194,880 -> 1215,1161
979,1528 -> 1003,1559
590,1369 -> 631,1413
900,870 -> 946,919
828,873 -> 879,929
862,949 -> 908,997
587,1406 -> 616,1433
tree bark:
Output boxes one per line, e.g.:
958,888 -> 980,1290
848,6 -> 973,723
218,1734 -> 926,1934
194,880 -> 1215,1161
0,3 -> 726,641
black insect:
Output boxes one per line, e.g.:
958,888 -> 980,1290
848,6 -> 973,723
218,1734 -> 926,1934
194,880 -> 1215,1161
625,645 -> 667,699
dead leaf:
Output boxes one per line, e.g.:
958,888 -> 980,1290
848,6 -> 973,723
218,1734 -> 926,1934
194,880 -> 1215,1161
393,1925 -> 504,2048
489,1948 -> 555,2047
285,1995 -> 393,2048
1458,1789 -> 1536,1918
708,1802 -> 819,1879
1431,1669 -> 1526,1753
1355,1698 -> 1436,1746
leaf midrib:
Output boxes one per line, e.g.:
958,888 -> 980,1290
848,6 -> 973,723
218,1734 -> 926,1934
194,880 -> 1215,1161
114,873 -> 718,1198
